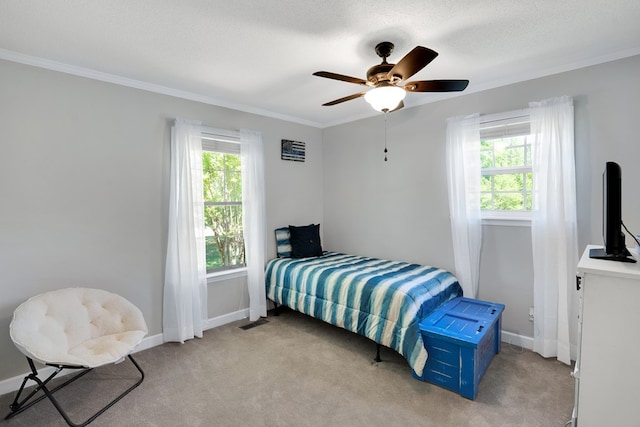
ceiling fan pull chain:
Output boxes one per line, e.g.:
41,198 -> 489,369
384,110 -> 388,161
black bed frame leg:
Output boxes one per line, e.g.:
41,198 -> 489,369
374,344 -> 382,362
273,302 -> 280,316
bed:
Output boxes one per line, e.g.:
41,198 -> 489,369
265,225 -> 463,380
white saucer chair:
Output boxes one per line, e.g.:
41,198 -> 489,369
5,288 -> 148,427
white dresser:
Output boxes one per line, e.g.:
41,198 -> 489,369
574,245 -> 640,426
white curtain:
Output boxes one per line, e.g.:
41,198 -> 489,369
163,118 -> 208,343
446,114 -> 482,298
240,129 -> 267,321
529,96 -> 577,365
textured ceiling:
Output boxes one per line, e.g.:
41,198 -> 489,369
1,1 -> 640,127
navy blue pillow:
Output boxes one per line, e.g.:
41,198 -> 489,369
289,224 -> 323,258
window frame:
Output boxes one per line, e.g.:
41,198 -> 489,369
479,109 -> 533,226
200,127 -> 248,281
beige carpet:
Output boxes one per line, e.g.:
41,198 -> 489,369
1,308 -> 574,426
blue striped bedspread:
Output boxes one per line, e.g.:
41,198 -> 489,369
265,252 -> 463,379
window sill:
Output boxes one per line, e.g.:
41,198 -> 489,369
207,267 -> 247,284
481,211 -> 531,227
482,217 -> 531,227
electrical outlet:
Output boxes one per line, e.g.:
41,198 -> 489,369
528,306 -> 534,322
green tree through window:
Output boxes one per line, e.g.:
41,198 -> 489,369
202,151 -> 245,272
480,135 -> 532,211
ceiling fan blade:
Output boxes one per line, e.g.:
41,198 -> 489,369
321,92 -> 366,106
313,71 -> 369,86
404,79 -> 469,92
387,46 -> 438,81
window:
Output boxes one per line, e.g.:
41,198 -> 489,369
479,112 -> 532,221
202,133 -> 245,273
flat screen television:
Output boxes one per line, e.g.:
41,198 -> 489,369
589,161 -> 636,262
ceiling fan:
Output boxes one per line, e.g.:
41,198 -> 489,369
313,41 -> 469,112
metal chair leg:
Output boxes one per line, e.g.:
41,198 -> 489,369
5,355 -> 144,427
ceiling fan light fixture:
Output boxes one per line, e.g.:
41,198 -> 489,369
315,42 -> 468,108
364,86 -> 406,112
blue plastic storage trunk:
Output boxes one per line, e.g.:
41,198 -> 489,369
418,297 -> 505,399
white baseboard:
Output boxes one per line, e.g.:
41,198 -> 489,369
501,330 -> 534,351
136,333 -> 164,352
501,331 -> 577,362
0,308 -> 250,397
204,308 -> 249,330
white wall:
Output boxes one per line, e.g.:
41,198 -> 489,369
322,54 -> 640,348
0,59 -> 323,383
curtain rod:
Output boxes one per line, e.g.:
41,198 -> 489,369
480,108 -> 530,125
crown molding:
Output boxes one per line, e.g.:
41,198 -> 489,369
408,46 -> 640,112
0,48 -> 324,128
2,46 -> 639,129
